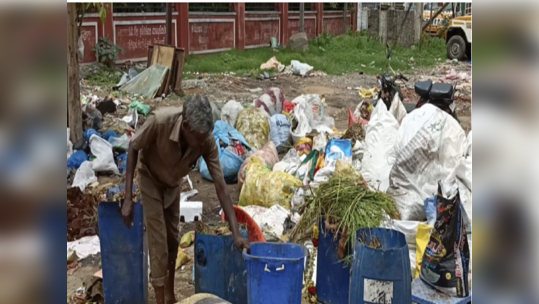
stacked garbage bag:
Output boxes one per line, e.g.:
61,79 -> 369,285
68,127 -> 131,191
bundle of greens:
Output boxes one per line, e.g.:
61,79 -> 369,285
291,174 -> 400,264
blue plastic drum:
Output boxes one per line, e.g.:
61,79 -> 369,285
349,228 -> 411,304
243,243 -> 306,304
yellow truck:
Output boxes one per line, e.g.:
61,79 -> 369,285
423,11 -> 453,37
445,15 -> 472,60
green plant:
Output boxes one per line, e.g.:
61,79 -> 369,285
92,36 -> 125,66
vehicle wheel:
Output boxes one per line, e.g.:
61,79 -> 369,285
447,35 -> 467,61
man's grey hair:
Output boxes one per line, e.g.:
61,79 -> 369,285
183,95 -> 214,134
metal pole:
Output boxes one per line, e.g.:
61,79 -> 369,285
166,3 -> 172,45
299,3 -> 305,32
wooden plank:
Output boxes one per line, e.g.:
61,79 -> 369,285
151,45 -> 176,96
172,48 -> 186,95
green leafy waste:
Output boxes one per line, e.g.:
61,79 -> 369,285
292,174 -> 400,264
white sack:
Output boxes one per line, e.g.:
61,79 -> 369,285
89,134 -> 119,174
72,161 -> 97,191
221,100 -> 244,127
274,149 -> 302,175
388,104 -> 467,221
360,102 -> 399,192
387,94 -> 407,124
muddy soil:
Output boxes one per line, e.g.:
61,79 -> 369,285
68,61 -> 471,303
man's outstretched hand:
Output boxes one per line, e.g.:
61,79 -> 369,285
121,198 -> 134,229
234,235 -> 251,254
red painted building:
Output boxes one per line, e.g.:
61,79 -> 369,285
81,3 -> 357,63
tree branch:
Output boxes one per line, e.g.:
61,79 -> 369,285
393,4 -> 413,48
422,3 -> 450,32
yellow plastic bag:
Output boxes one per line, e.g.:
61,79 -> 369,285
239,157 -> 302,210
175,247 -> 191,270
295,137 -> 313,156
358,87 -> 379,99
414,223 -> 433,278
235,108 -> 270,150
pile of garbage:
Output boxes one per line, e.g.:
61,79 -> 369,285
214,81 -> 472,301
260,57 -> 327,77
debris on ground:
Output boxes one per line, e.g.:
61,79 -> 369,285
342,123 -> 366,142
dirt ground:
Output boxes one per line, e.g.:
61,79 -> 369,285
68,61 -> 472,303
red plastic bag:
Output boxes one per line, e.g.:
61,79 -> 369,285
348,109 -> 369,128
283,101 -> 296,114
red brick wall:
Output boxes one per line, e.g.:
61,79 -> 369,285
80,4 -> 353,63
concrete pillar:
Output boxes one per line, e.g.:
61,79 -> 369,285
103,3 -> 114,40
176,3 -> 189,55
414,2 -> 423,43
234,3 -> 245,51
279,3 -> 289,45
357,2 -> 362,31
315,3 -> 323,36
379,10 -> 388,44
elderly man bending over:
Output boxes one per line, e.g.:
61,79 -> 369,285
121,95 -> 250,304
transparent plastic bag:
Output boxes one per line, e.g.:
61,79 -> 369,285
235,108 -> 270,150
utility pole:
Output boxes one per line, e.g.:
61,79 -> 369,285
343,3 -> 348,34
166,3 -> 172,45
299,3 -> 305,32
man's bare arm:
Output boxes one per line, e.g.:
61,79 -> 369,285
121,143 -> 139,228
215,177 -> 250,252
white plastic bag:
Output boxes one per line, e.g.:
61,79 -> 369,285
89,134 -> 120,174
243,205 -> 291,240
290,99 -> 314,144
67,235 -> 100,261
360,102 -> 399,192
313,132 -> 328,152
221,100 -> 244,127
388,104 -> 467,221
67,128 -> 73,160
72,161 -> 97,191
122,108 -> 139,129
387,94 -> 407,124
108,134 -> 130,150
291,60 -> 314,77
274,149 -> 302,175
292,94 -> 324,121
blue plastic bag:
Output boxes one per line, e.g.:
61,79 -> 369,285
199,121 -> 251,184
270,114 -> 291,153
102,130 -> 119,141
84,129 -> 99,142
324,139 -> 352,168
117,153 -> 128,175
424,195 -> 437,226
67,150 -> 88,170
